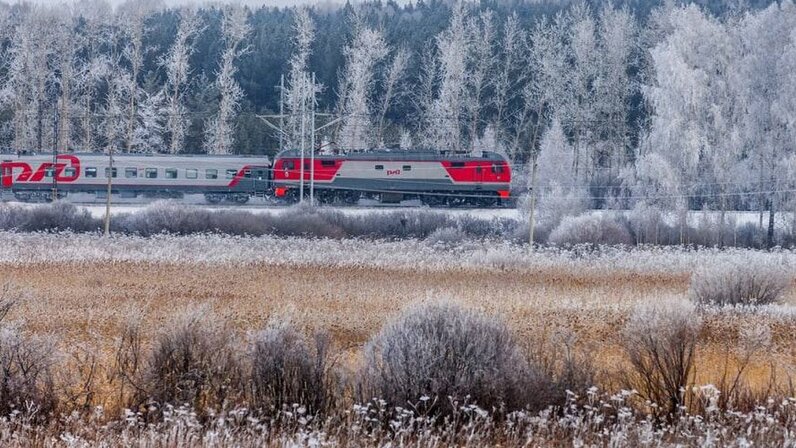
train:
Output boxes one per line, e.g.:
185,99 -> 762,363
0,150 -> 512,206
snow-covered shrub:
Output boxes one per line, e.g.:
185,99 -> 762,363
359,302 -> 555,416
0,202 -> 100,232
622,302 -> 701,418
690,261 -> 790,306
249,321 -> 331,416
548,213 -> 633,246
424,226 -> 467,246
135,307 -> 243,418
0,326 -> 58,420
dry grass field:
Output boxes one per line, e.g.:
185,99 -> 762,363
0,232 -> 794,445
2,234 -> 795,408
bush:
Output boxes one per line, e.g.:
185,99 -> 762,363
0,202 -> 100,232
0,286 -> 58,420
249,321 -> 331,416
0,327 -> 58,420
548,213 -> 633,246
622,302 -> 701,419
359,302 -> 555,417
424,226 -> 467,246
135,308 -> 242,418
690,261 -> 791,306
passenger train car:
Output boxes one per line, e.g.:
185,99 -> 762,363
1,150 -> 512,206
0,153 -> 270,203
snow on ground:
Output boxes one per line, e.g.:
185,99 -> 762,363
1,194 -> 792,230
1,194 -> 522,219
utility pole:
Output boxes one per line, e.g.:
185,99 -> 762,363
299,73 -> 306,203
52,106 -> 58,201
310,72 -> 316,204
278,74 -> 285,151
527,154 -> 538,249
104,145 -> 113,236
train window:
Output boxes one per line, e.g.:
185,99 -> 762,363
206,169 -> 218,179
85,167 -> 97,178
321,160 -> 335,167
243,169 -> 251,178
125,168 -> 138,178
165,168 -> 178,179
186,169 -> 198,179
104,167 -> 117,178
63,167 -> 76,177
492,164 -> 503,174
145,168 -> 157,179
375,165 -> 384,170
284,161 -> 295,170
226,169 -> 237,179
451,162 -> 465,168
44,167 -> 55,178
403,165 -> 412,171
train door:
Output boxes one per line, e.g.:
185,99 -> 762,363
252,166 -> 269,194
474,164 -> 484,189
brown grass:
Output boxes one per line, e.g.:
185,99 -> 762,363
0,259 -> 794,415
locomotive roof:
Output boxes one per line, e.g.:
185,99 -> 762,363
275,149 -> 506,161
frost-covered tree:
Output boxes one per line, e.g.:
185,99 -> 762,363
519,12 -> 569,164
283,7 -> 315,150
595,4 -> 637,174
132,90 -> 166,152
118,0 -> 156,152
162,8 -> 202,154
375,48 -> 409,148
205,5 -> 251,155
4,7 -> 61,151
493,13 -> 529,155
427,2 -> 469,152
465,10 -> 496,152
640,5 -> 743,243
414,43 -> 438,149
337,19 -> 388,151
566,4 -> 598,180
537,117 -> 574,190
734,2 -> 796,245
529,115 -> 589,237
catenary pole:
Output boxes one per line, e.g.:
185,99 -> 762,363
103,146 -> 113,236
527,154 -> 538,250
310,72 -> 316,205
299,74 -> 306,203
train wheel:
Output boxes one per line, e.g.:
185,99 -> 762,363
231,194 -> 250,204
205,193 -> 224,204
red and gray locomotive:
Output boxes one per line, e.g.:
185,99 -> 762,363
1,150 -> 512,206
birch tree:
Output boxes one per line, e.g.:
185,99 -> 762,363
465,9 -> 496,152
205,5 -> 251,154
132,90 -> 166,152
493,13 -> 528,154
427,2 -> 469,152
337,20 -> 388,151
375,48 -> 409,148
162,8 -> 202,154
118,0 -> 156,152
414,43 -> 438,148
595,4 -> 637,175
283,7 -> 315,150
567,4 -> 598,181
736,2 -> 796,246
